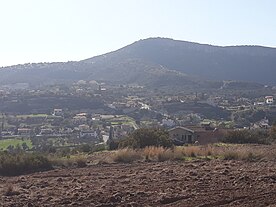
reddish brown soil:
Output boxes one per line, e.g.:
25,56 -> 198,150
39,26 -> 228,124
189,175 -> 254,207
0,160 -> 276,207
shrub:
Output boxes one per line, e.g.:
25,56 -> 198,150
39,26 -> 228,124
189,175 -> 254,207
223,151 -> 239,160
142,146 -> 174,161
74,157 -> 87,168
92,143 -> 107,152
117,128 -> 173,149
0,152 -> 52,176
157,149 -> 174,162
78,144 -> 91,153
244,152 -> 260,162
222,130 -> 268,144
108,139 -> 120,150
118,137 -> 138,149
49,155 -> 88,168
112,148 -> 142,163
143,146 -> 165,160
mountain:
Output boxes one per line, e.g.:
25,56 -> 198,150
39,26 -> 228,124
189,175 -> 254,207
84,37 -> 276,84
0,59 -> 199,88
1,37 -> 276,88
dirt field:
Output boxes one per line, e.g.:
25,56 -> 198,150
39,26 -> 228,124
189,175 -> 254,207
1,158 -> 276,207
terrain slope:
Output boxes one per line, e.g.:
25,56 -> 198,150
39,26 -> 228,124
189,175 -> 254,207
1,159 -> 276,207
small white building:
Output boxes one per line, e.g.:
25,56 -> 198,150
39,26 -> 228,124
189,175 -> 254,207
265,96 -> 274,104
18,128 -> 31,135
78,124 -> 90,131
53,109 -> 63,116
162,118 -> 175,127
40,128 -> 53,135
73,115 -> 87,124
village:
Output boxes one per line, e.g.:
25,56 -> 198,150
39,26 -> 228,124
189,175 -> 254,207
0,80 -> 275,152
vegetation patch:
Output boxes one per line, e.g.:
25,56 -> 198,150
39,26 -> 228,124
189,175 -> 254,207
111,144 -> 274,163
0,139 -> 32,151
110,128 -> 173,149
112,148 -> 143,163
221,129 -> 272,144
49,154 -> 88,168
0,152 -> 52,176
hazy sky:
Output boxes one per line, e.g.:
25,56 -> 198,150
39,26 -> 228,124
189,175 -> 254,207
0,0 -> 275,66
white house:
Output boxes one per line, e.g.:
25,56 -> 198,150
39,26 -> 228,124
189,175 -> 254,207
53,109 -> 63,116
162,118 -> 175,127
265,96 -> 274,104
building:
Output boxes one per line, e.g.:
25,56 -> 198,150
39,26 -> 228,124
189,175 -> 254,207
73,115 -> 87,125
162,118 -> 176,127
78,124 -> 90,131
40,128 -> 53,135
265,96 -> 274,104
200,121 -> 212,130
169,126 -> 228,145
193,128 -> 227,145
79,130 -> 98,140
53,109 -> 63,116
17,128 -> 31,136
168,126 -> 196,144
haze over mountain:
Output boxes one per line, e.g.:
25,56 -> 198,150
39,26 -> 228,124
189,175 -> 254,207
1,37 -> 276,88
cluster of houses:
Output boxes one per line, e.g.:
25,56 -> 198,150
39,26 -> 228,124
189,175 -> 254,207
254,96 -> 274,106
0,87 -> 275,147
0,109 -> 138,146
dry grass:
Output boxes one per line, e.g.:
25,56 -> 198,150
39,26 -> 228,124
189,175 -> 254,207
112,148 -> 143,163
143,146 -> 184,161
216,145 -> 265,161
111,144 -> 276,163
49,155 -> 87,168
48,144 -> 276,166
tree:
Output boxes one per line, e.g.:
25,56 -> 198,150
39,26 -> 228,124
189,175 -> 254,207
78,144 -> 91,153
22,142 -> 29,151
118,128 -> 173,149
7,145 -> 14,153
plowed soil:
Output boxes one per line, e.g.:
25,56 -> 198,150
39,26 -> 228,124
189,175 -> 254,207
1,159 -> 276,207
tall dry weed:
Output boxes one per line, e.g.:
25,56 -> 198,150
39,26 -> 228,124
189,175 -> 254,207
113,148 -> 142,163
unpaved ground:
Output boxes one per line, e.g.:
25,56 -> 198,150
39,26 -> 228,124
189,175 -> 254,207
0,159 -> 276,207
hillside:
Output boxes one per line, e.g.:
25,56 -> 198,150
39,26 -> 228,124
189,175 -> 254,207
1,37 -> 276,88
84,38 -> 276,84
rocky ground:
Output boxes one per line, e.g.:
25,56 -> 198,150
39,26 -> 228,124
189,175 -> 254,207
0,159 -> 276,207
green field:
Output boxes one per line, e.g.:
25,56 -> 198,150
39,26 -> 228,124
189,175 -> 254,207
0,138 -> 33,150
16,114 -> 48,118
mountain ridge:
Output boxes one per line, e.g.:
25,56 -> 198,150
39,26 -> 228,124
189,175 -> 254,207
1,37 -> 276,88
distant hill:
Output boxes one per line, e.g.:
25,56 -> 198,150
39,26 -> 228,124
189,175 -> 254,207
84,37 -> 276,84
1,37 -> 276,88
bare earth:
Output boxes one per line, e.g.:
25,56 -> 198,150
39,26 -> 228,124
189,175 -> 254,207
0,159 -> 276,207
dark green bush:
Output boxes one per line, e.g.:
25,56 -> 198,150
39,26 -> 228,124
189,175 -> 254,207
92,143 -> 106,152
222,129 -> 268,144
108,139 -> 120,150
0,152 -> 52,176
78,144 -> 92,153
117,128 -> 173,149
